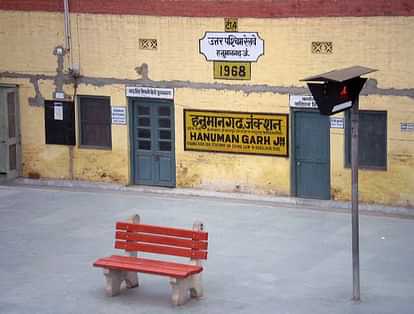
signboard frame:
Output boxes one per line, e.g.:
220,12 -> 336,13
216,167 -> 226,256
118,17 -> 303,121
184,109 -> 289,157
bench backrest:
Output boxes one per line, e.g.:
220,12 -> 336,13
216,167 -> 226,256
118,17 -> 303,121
114,221 -> 208,260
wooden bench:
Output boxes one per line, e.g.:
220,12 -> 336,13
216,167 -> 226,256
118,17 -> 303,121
93,214 -> 208,306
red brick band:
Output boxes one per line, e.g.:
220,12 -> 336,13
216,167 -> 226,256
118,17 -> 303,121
1,0 -> 413,18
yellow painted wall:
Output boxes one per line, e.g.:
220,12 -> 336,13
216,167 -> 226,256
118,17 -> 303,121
331,95 -> 414,207
1,11 -> 413,206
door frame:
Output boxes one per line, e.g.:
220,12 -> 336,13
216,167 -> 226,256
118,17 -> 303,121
128,97 -> 176,187
290,108 -> 331,199
0,85 -> 21,180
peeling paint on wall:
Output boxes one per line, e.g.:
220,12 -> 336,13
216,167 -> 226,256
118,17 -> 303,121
28,76 -> 45,106
135,63 -> 149,80
52,46 -> 66,96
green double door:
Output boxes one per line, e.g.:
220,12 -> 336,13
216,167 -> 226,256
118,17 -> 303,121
131,99 -> 175,187
0,87 -> 20,180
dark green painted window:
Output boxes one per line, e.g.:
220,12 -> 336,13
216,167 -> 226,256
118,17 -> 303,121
79,96 -> 112,148
345,110 -> 387,170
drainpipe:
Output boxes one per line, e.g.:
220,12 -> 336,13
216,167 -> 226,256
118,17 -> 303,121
63,0 -> 71,55
63,0 -> 74,180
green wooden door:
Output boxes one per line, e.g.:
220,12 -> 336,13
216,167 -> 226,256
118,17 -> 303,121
293,110 -> 330,200
132,99 -> 175,187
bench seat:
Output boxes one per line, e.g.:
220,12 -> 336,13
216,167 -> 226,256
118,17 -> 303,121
94,255 -> 203,279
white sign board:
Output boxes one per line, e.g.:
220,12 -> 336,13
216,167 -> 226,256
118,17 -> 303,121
199,32 -> 264,62
126,86 -> 174,99
289,95 -> 317,108
111,107 -> 127,125
332,101 -> 352,114
55,92 -> 65,99
330,117 -> 344,129
54,103 -> 63,120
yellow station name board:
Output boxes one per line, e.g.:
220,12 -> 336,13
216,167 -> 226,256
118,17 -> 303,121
184,110 -> 289,157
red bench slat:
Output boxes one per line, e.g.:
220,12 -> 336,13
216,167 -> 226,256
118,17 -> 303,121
116,231 -> 208,250
108,255 -> 202,273
95,259 -> 190,277
93,255 -> 203,278
115,241 -> 208,260
116,222 -> 208,240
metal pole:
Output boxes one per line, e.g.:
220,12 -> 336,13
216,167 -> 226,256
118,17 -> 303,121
351,97 -> 360,301
63,0 -> 71,52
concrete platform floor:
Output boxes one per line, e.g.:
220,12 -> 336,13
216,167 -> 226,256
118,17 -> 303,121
0,184 -> 413,314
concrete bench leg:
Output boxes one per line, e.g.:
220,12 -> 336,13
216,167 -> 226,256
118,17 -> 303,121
103,269 -> 123,296
170,277 -> 191,306
189,273 -> 203,298
189,221 -> 204,299
103,269 -> 139,296
125,271 -> 139,289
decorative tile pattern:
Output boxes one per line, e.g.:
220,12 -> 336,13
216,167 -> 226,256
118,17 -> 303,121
401,122 -> 414,132
139,39 -> 158,50
311,41 -> 333,54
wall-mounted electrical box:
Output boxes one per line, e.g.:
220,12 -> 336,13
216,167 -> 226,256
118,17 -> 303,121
44,100 -> 76,145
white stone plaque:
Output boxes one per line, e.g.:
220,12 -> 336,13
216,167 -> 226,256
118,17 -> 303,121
199,32 -> 264,62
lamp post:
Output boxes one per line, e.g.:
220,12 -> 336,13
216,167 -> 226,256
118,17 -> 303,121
351,98 -> 360,300
302,66 -> 377,301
